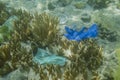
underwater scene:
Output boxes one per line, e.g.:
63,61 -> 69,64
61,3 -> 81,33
0,0 -> 120,80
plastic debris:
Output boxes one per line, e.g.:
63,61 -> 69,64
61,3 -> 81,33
33,48 -> 67,66
64,24 -> 98,41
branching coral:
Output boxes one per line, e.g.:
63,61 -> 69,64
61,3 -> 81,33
12,10 -> 33,42
48,38 -> 103,79
0,41 -> 33,76
31,12 -> 60,48
0,1 -> 15,25
59,39 -> 103,70
0,25 -> 11,43
0,2 -> 9,25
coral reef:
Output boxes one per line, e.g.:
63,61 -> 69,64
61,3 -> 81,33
0,41 -> 33,76
0,1 -> 118,80
31,12 -> 60,48
13,10 -> 33,42
0,25 -> 11,43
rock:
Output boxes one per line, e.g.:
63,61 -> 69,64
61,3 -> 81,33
74,2 -> 86,9
92,10 -> 120,34
48,2 -> 56,10
58,0 -> 73,6
58,14 -> 68,24
98,25 -> 118,42
87,0 -> 112,9
81,13 -> 91,22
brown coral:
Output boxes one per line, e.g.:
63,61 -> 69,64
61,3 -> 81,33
13,10 -> 33,42
31,13 -> 60,48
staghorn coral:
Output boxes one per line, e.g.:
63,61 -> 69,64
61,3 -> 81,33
0,2 -> 9,25
0,41 -> 34,76
13,10 -> 33,42
48,38 -> 103,80
0,1 -> 15,25
0,25 -> 11,43
31,12 -> 60,48
59,39 -> 103,70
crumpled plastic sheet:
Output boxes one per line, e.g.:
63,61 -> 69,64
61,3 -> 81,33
64,24 -> 98,41
33,48 -> 67,66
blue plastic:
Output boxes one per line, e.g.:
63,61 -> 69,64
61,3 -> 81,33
64,24 -> 98,41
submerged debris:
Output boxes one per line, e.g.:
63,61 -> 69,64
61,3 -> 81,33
64,24 -> 98,41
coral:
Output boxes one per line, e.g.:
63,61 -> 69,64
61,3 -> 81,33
13,10 -> 33,42
61,39 -> 102,70
0,2 -> 10,25
0,25 -> 11,43
44,39 -> 103,80
0,4 -> 112,80
0,41 -> 33,76
31,12 -> 60,48
0,43 -> 11,68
